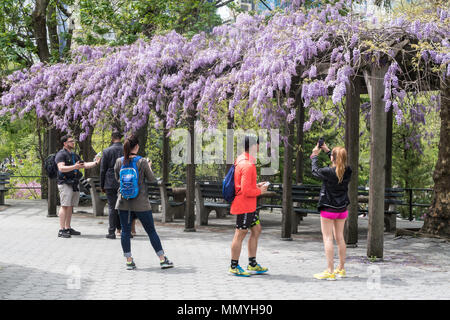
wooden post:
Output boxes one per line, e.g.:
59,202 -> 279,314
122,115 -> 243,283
295,100 -> 305,184
226,111 -> 234,174
47,128 -> 57,217
385,109 -> 393,190
184,111 -> 196,232
345,77 -> 361,246
385,109 -> 396,231
281,121 -> 294,240
364,65 -> 389,259
162,127 -> 169,183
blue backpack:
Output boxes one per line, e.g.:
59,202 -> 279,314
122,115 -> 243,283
119,156 -> 141,200
222,164 -> 236,202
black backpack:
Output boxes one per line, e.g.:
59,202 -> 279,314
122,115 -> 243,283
44,154 -> 58,179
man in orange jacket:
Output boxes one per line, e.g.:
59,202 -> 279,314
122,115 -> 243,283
229,135 -> 269,277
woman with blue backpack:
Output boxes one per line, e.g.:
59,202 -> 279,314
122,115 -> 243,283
114,134 -> 174,270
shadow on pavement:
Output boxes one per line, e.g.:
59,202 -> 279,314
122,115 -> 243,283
135,266 -> 197,274
0,262 -> 94,300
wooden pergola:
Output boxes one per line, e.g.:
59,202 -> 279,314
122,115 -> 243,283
41,33 -> 445,260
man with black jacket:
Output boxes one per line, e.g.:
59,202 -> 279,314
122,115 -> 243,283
100,132 -> 124,239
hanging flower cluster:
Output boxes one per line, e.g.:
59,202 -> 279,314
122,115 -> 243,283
0,0 -> 448,147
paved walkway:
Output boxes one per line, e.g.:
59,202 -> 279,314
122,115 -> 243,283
0,199 -> 448,300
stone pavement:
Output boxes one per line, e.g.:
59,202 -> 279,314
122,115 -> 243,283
0,199 -> 448,300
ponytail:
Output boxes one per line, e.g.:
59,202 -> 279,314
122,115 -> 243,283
332,147 -> 347,184
123,134 -> 139,165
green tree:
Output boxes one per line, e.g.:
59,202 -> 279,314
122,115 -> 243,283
0,0 -> 75,76
76,0 -> 224,46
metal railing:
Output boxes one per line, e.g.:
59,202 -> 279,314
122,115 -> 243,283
7,175 -> 44,199
401,188 -> 433,221
2,174 -> 435,220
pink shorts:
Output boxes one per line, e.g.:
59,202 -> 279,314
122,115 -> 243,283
320,210 -> 348,220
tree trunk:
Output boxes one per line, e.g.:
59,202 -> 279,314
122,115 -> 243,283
420,78 -> 450,237
32,0 -> 50,63
70,0 -> 82,50
46,1 -> 60,61
281,121 -> 294,240
185,111 -> 196,232
364,65 -> 389,259
79,128 -> 98,178
345,77 -> 361,246
295,99 -> 305,184
136,121 -> 148,158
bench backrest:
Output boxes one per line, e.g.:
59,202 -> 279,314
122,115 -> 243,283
0,173 -> 10,183
81,177 -> 177,198
146,181 -> 176,199
147,182 -> 161,200
265,184 -> 404,205
197,181 -> 224,199
0,173 -> 10,191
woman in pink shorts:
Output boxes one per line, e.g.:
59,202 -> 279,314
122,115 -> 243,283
310,141 -> 352,280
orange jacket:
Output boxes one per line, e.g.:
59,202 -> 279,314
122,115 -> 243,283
230,152 -> 261,215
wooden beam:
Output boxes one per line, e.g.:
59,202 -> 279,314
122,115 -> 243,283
364,65 -> 389,259
345,76 -> 362,246
295,98 -> 305,184
184,111 -> 196,232
281,120 -> 295,240
47,128 -> 57,217
162,127 -> 169,183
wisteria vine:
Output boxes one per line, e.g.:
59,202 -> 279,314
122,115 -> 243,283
0,0 -> 448,154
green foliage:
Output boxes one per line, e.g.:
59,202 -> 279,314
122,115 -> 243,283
0,0 -> 35,75
0,113 -> 43,199
0,114 -> 38,161
76,0 -> 223,46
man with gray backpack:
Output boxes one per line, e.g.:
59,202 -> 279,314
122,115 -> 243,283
114,134 -> 174,270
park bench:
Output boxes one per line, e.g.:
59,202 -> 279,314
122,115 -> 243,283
358,187 -> 405,232
195,181 -> 230,225
259,184 -> 405,233
258,184 -> 321,233
147,181 -> 186,223
0,172 -> 10,205
80,176 -> 186,221
80,177 -> 107,216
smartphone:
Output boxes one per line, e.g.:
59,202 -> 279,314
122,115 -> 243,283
263,181 -> 270,187
78,160 -> 85,164
318,137 -> 325,148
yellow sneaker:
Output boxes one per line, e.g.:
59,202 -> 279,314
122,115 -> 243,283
229,265 -> 251,277
313,270 -> 336,281
247,264 -> 268,274
334,268 -> 346,278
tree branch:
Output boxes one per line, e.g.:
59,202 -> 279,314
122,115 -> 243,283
215,0 -> 235,8
56,0 -> 71,18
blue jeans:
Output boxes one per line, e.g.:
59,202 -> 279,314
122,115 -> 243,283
118,210 -> 164,258
106,189 -> 120,234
